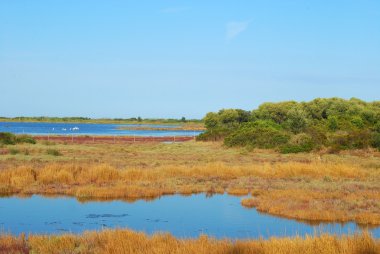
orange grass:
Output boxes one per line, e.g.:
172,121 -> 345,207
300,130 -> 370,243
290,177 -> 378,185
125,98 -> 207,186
0,160 -> 379,225
241,188 -> 380,225
0,229 -> 379,254
1,141 -> 380,225
0,162 -> 373,197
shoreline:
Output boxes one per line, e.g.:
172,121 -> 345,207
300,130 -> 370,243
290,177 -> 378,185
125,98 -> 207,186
33,135 -> 196,143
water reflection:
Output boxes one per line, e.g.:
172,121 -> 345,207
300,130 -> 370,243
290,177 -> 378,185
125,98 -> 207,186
0,194 -> 378,239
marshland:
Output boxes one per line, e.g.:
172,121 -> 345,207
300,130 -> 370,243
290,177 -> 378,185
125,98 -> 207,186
1,139 -> 380,253
1,99 -> 380,253
2,0 -> 380,252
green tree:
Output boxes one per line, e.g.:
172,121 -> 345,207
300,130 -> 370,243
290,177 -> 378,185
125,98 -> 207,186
204,112 -> 219,129
286,108 -> 308,134
328,116 -> 339,131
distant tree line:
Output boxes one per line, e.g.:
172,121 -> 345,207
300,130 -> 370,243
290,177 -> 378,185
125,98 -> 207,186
0,116 -> 92,122
197,98 -> 380,153
0,116 -> 200,124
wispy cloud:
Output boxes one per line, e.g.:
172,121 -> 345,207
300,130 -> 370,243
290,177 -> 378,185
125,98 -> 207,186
160,7 -> 189,14
226,21 -> 250,41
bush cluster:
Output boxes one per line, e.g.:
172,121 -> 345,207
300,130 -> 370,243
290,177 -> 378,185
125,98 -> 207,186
0,132 -> 36,145
198,98 -> 380,153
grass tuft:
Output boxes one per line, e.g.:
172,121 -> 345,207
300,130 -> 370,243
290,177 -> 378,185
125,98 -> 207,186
46,149 -> 61,156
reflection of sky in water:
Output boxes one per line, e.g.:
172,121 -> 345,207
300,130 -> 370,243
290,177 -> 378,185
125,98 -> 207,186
0,194 -> 378,239
0,122 -> 203,137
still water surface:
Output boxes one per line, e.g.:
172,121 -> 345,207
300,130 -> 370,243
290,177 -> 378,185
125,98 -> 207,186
0,194 -> 378,239
0,122 -> 202,137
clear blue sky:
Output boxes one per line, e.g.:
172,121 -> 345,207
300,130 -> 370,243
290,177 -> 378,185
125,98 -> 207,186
1,1 -> 379,119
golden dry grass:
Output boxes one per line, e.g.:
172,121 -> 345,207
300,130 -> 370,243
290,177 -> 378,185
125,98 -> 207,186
0,230 -> 379,254
0,160 -> 379,224
241,189 -> 380,225
1,141 -> 380,225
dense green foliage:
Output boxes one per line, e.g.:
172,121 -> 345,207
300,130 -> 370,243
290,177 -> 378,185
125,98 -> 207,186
198,98 -> 380,153
0,132 -> 36,145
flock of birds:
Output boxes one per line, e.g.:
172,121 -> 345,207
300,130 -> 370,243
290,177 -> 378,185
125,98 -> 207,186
52,127 -> 80,131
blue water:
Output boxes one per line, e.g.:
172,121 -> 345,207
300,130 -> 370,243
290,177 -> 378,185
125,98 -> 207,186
0,122 -> 202,137
0,194 -> 378,239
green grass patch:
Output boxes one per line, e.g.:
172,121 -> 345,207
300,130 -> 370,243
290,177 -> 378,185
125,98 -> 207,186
8,148 -> 19,155
46,149 -> 61,156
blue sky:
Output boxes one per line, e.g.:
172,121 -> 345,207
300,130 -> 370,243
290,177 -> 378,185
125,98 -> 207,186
1,1 -> 379,119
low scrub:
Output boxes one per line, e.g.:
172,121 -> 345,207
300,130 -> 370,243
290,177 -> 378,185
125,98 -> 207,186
8,148 -> 20,155
46,149 -> 61,156
224,121 -> 290,149
280,133 -> 315,153
16,135 -> 36,144
0,132 -> 36,145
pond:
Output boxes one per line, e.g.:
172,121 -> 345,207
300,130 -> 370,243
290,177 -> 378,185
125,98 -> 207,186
0,194 -> 378,239
0,122 -> 203,137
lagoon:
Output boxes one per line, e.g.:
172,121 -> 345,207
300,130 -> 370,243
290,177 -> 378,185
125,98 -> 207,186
0,194 -> 378,239
0,122 -> 202,137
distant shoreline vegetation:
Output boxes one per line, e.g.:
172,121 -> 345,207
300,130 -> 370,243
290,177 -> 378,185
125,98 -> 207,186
197,97 -> 380,153
116,124 -> 205,131
0,116 -> 203,125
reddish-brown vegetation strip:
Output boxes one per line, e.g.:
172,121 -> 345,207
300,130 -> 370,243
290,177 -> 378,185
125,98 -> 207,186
34,135 -> 194,144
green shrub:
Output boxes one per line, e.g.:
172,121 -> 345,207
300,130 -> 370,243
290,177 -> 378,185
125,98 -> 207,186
0,133 -> 36,145
374,122 -> 380,133
196,126 -> 231,141
9,148 -> 19,155
224,121 -> 290,148
46,149 -> 61,156
280,133 -> 315,153
200,98 -> 380,152
285,108 -> 308,134
351,116 -> 364,129
372,133 -> 380,150
305,124 -> 328,146
16,135 -> 36,144
329,130 -> 372,151
327,116 -> 339,131
348,130 -> 372,149
0,132 -> 16,145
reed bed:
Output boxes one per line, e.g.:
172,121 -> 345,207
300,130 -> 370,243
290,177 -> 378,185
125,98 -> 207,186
1,141 -> 380,225
0,161 -> 371,187
0,230 -> 378,254
0,160 -> 379,225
